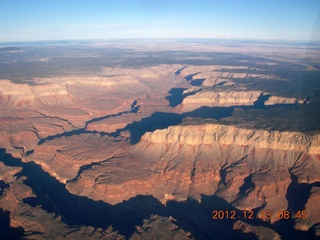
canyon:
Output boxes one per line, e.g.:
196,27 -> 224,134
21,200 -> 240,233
0,40 -> 319,239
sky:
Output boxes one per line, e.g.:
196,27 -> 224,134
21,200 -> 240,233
0,0 -> 319,42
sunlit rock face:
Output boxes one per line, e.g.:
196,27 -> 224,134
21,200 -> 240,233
65,121 -> 319,206
180,90 -> 262,111
0,41 -> 319,239
140,123 -> 319,153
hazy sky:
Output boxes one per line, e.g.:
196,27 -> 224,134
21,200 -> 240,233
1,0 -> 319,42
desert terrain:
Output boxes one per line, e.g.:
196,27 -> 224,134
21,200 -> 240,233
0,40 -> 319,239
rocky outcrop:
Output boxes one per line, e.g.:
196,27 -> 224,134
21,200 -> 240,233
201,78 -> 235,87
295,186 -> 320,232
180,90 -> 262,111
130,215 -> 195,240
233,220 -> 281,240
264,95 -> 304,105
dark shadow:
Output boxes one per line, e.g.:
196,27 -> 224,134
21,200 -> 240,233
190,78 -> 205,86
238,175 -> 255,196
0,180 -> 9,196
165,88 -> 187,107
215,81 -> 227,87
0,208 -> 24,240
185,73 -> 199,81
186,106 -> 233,119
26,149 -> 34,155
118,101 -> 308,145
174,66 -> 187,75
121,106 -> 234,144
166,87 -> 202,107
67,159 -> 112,183
253,93 -> 271,108
286,173 -> 320,212
131,99 -> 140,113
120,112 -> 183,144
36,101 -> 314,152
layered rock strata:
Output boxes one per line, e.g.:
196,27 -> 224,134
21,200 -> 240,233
64,122 -> 319,233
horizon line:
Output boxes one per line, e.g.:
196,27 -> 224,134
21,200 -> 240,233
0,37 -> 318,44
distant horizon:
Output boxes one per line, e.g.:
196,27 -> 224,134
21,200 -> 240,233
1,0 -> 319,42
0,37 -> 319,45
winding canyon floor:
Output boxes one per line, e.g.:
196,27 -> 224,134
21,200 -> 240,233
0,40 -> 320,239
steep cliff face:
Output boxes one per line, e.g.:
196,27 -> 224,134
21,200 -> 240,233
137,124 -> 319,198
180,90 -> 262,111
140,123 -> 320,154
64,122 -> 319,213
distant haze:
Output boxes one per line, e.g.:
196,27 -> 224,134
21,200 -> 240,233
0,0 -> 319,42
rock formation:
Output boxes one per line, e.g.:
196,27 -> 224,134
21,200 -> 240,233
180,90 -> 262,111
